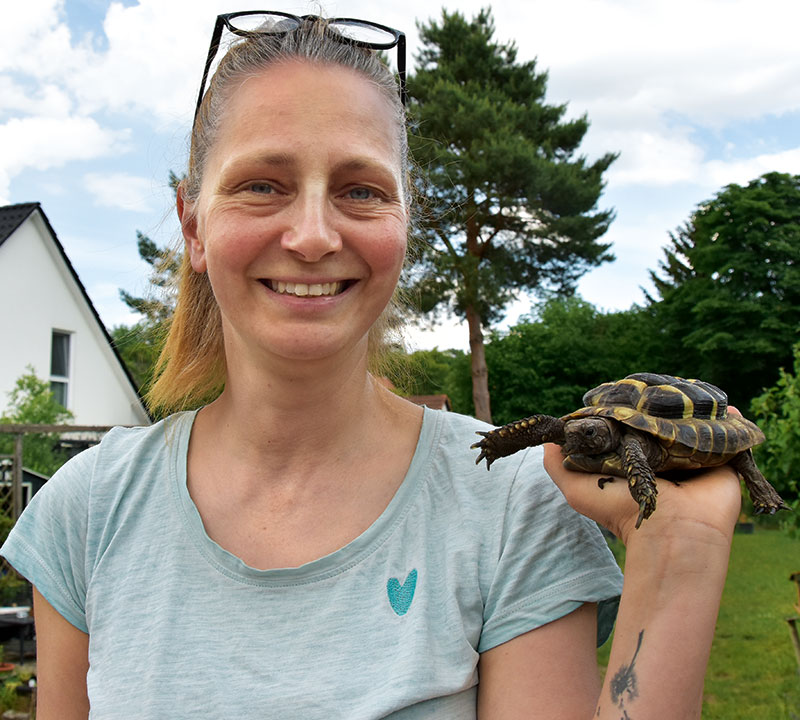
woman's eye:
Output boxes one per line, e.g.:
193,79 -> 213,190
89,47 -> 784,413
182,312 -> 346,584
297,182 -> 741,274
347,187 -> 374,200
249,183 -> 273,194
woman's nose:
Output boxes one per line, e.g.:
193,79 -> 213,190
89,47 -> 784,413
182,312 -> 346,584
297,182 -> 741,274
280,193 -> 342,261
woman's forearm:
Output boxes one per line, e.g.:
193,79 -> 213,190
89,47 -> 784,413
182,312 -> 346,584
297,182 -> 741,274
596,521 -> 733,720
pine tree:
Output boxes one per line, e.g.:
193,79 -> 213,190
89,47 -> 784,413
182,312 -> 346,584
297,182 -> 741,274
113,172 -> 182,392
406,8 -> 616,421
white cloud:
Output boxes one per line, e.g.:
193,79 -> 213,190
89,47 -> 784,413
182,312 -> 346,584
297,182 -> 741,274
703,146 -> 800,189
1,0 -> 64,70
608,138 -> 800,190
0,115 -> 130,174
506,0 -> 800,122
0,168 -> 10,205
84,172 -> 156,212
492,0 -> 800,191
405,319 -> 469,352
604,127 -> 705,187
0,77 -> 72,117
65,1 -> 208,123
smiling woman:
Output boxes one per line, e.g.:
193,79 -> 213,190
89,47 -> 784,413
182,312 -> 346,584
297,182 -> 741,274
180,60 -> 408,371
0,10 -> 741,720
152,16 -> 411,413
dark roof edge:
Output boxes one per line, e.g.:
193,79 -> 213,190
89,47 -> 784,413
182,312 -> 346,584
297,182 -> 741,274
7,203 -> 151,421
0,202 -> 39,247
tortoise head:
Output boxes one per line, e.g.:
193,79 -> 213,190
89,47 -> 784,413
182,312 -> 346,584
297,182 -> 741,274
563,416 -> 620,456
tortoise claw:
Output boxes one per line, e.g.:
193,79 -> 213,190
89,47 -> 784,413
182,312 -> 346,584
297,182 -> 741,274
635,501 -> 648,529
472,432 -> 494,469
752,500 -> 790,516
473,450 -> 494,469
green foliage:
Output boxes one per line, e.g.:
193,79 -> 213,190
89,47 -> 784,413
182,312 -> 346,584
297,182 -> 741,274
484,297 -> 660,424
118,231 -> 179,323
597,530 -> 800,718
406,7 -> 616,324
704,530 -> 800,718
0,515 -> 25,604
751,342 -> 800,522
383,348 -> 472,415
111,321 -> 164,394
648,172 -> 800,408
114,171 -> 183,391
0,368 -> 73,476
0,664 -> 35,714
118,171 -> 182,324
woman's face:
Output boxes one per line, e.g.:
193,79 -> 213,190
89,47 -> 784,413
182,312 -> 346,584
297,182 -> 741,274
183,60 -> 408,368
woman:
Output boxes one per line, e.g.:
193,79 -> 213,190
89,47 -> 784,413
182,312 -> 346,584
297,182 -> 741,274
1,13 -> 740,719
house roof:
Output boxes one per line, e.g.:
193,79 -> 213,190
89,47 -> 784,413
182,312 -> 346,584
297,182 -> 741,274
0,202 -> 150,419
408,394 -> 452,411
0,202 -> 39,247
1,457 -> 50,481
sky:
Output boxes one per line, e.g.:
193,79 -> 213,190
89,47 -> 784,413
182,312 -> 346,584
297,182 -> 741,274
2,0 -> 799,352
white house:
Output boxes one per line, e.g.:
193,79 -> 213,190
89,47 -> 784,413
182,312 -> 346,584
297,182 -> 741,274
0,202 -> 150,427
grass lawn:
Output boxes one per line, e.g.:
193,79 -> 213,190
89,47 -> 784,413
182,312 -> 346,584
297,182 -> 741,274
598,527 -> 800,718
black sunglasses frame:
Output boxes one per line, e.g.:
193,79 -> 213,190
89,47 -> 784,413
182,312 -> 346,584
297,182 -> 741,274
193,11 -> 407,125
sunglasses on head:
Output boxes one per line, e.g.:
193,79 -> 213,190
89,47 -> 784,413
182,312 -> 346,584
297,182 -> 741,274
194,11 -> 407,125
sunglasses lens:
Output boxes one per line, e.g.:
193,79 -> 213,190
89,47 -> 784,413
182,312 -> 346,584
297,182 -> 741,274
328,21 -> 397,48
227,12 -> 301,34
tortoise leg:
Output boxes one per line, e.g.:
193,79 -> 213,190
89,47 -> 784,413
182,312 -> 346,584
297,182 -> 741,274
619,431 -> 658,529
472,415 -> 566,469
728,449 -> 789,515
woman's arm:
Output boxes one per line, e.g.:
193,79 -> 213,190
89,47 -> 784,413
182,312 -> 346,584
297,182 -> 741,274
33,586 -> 90,720
594,516 -> 733,720
545,442 -> 740,720
477,447 -> 739,719
477,602 -> 602,719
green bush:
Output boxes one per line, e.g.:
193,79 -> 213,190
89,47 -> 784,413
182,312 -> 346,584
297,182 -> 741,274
751,343 -> 800,528
0,366 -> 73,477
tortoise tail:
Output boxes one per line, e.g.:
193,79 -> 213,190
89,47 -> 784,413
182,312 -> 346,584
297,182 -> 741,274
472,415 -> 566,469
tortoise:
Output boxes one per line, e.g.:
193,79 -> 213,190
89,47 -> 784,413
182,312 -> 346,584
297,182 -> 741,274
472,372 -> 788,528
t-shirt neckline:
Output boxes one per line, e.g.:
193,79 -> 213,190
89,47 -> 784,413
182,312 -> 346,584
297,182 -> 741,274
170,406 -> 441,585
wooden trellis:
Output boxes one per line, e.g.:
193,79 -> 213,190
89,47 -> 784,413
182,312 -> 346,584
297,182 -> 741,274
0,456 -> 16,520
0,424 -> 114,520
0,425 -> 115,602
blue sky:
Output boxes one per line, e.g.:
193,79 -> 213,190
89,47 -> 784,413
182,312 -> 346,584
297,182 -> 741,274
3,0 -> 799,351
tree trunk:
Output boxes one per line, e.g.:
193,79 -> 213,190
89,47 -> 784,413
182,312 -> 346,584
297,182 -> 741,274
466,304 -> 492,423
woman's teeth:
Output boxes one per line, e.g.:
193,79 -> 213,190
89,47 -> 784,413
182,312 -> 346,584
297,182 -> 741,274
269,280 -> 345,297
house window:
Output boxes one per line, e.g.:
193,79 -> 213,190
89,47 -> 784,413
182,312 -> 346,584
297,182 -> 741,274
50,330 -> 71,408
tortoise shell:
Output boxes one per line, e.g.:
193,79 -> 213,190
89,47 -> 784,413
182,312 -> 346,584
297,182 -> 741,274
565,372 -> 765,464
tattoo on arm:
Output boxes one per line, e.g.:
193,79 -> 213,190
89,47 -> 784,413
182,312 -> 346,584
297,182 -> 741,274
609,629 -> 644,718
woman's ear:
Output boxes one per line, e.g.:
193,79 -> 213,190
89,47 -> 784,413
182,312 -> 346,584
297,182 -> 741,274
177,184 -> 207,273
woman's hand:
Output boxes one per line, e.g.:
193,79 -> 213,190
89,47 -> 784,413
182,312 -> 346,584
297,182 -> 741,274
541,409 -> 748,719
542,442 -> 742,547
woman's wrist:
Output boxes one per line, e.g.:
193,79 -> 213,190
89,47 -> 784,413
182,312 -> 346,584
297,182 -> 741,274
622,515 -> 734,586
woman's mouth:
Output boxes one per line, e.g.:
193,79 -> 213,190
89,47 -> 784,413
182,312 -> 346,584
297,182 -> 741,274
263,280 -> 349,297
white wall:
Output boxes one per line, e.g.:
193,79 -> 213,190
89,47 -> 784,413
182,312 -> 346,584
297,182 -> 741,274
0,211 -> 149,426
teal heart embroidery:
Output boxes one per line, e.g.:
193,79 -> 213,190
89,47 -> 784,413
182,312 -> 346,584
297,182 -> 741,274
387,569 -> 418,616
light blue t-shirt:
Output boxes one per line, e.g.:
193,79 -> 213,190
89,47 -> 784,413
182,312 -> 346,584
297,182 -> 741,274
2,407 -> 622,718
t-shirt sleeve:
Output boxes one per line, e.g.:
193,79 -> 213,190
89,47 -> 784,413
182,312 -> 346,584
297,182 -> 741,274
0,446 -> 96,633
478,447 -> 623,653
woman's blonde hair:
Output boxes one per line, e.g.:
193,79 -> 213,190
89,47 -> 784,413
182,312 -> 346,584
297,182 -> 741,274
146,17 -> 409,416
